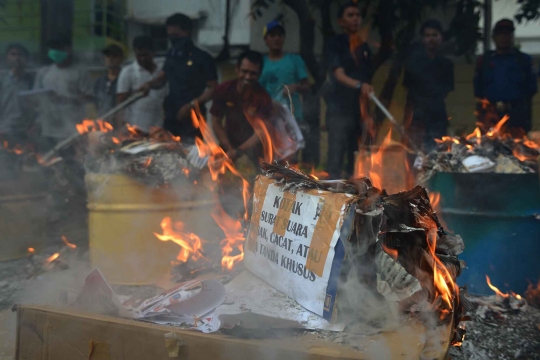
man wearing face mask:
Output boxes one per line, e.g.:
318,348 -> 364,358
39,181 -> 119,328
211,50 -> 273,167
139,13 -> 217,141
33,38 -> 94,147
0,43 -> 34,142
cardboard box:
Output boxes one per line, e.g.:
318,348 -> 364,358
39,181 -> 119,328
15,304 -> 453,359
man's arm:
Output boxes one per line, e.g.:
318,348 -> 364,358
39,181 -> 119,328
138,70 -> 167,95
286,55 -> 310,94
211,114 -> 234,152
177,80 -> 217,120
286,78 -> 310,95
333,67 -> 373,96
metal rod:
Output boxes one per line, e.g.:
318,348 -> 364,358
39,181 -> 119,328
39,91 -> 145,165
369,93 -> 423,155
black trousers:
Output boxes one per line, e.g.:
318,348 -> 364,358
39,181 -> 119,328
326,107 -> 362,180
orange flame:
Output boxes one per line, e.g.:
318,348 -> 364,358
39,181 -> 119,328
143,157 -> 153,167
381,243 -> 398,261
212,204 -> 246,271
355,130 -> 393,189
61,235 -> 77,249
190,107 -> 251,269
245,114 -> 274,163
154,218 -> 205,263
486,115 -> 509,137
27,247 -> 35,254
126,123 -> 139,135
111,137 -> 120,144
466,127 -> 482,141
76,119 -> 113,134
2,140 -> 25,155
191,108 -> 250,221
429,192 -> 441,211
485,275 -> 509,298
310,167 -> 329,181
45,252 -> 60,265
421,215 -> 458,316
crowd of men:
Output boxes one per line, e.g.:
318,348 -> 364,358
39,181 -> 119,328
0,2 -> 537,179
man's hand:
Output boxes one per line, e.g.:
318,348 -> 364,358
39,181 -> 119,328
360,83 -> 374,97
138,82 -> 152,96
176,103 -> 193,121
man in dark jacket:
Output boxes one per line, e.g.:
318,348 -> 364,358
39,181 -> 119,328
403,19 -> 454,152
325,2 -> 374,179
140,13 -> 218,141
474,19 -> 537,136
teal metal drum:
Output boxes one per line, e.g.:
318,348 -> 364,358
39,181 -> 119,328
428,172 -> 540,294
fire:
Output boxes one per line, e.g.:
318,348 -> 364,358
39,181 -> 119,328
61,235 -> 77,249
424,219 -> 458,315
486,115 -> 509,137
76,119 -> 113,135
190,107 -> 252,269
428,192 -> 441,210
485,275 -> 509,298
212,204 -> 246,271
355,131 -> 393,189
381,242 -> 398,261
126,123 -> 139,135
45,252 -> 60,265
191,108 -> 250,221
154,217 -> 205,263
310,167 -> 329,181
111,137 -> 120,144
2,140 -> 25,155
465,127 -> 482,142
245,114 -> 274,163
27,247 -> 35,254
143,157 -> 153,167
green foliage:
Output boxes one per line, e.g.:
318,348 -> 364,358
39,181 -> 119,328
515,0 -> 540,22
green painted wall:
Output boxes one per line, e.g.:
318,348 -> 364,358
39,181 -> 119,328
0,0 -> 41,54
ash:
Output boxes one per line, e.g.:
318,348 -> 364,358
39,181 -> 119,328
450,294 -> 540,360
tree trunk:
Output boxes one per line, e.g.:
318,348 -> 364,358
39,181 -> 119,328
283,0 -> 321,85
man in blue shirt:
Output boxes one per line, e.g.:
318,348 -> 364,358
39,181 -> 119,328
474,19 -> 537,136
259,21 -> 310,123
325,2 -> 374,179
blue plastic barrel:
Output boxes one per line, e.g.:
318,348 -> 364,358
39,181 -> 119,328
427,172 -> 540,295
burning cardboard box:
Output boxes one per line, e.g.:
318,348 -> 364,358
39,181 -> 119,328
240,163 -> 466,343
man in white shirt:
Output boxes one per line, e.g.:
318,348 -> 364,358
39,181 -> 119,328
33,38 -> 94,146
117,36 -> 167,132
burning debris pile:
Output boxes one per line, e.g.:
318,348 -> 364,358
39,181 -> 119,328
79,121 -> 192,187
261,162 -> 465,340
419,117 -> 540,181
450,277 -> 540,360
